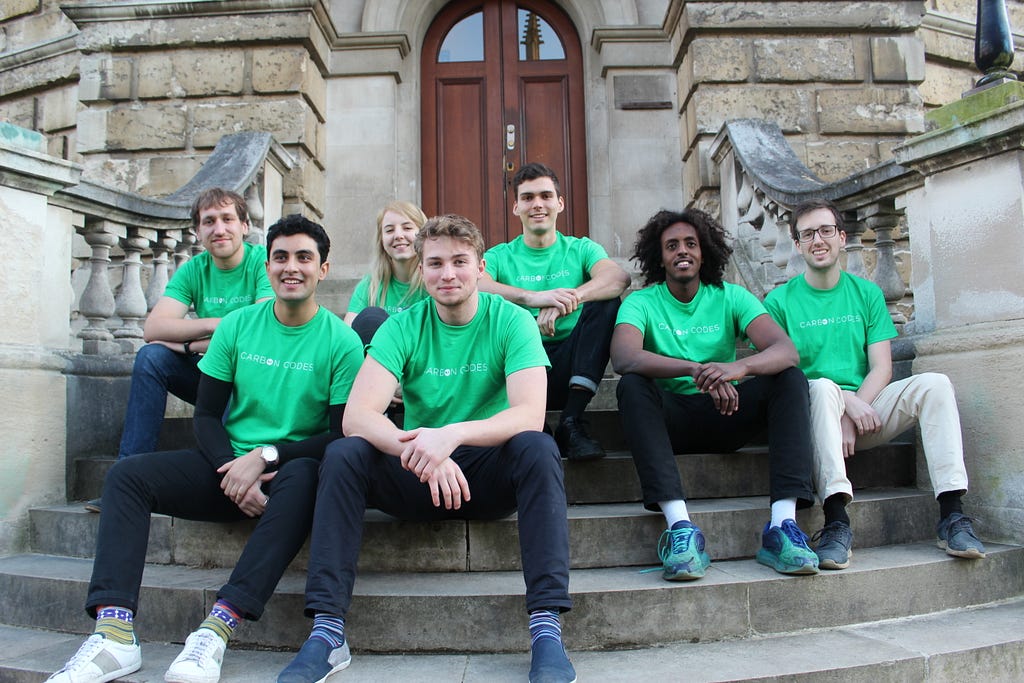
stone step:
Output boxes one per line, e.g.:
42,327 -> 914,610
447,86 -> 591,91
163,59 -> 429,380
30,488 -> 935,572
2,543 -> 1020,653
3,597 -> 1024,681
69,440 -> 916,506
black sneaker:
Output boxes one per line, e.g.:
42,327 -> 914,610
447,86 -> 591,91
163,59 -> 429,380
84,498 -> 101,513
554,417 -> 605,461
937,512 -> 987,559
811,520 -> 853,569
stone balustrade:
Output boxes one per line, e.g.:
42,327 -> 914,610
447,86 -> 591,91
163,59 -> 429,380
49,132 -> 293,355
710,119 -> 924,328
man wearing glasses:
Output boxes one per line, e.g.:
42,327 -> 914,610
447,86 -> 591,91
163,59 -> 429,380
764,198 -> 986,571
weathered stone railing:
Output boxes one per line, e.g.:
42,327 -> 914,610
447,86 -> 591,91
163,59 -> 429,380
52,132 -> 293,354
709,119 -> 924,327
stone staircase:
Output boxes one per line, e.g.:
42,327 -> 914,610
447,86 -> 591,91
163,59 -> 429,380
2,381 -> 1023,681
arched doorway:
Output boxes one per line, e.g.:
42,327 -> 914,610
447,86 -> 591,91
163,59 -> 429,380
421,0 -> 589,246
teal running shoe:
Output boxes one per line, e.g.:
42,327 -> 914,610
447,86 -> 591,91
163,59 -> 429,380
657,521 -> 711,581
756,519 -> 820,575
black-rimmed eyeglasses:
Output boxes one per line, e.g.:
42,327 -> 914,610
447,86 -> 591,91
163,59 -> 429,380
796,224 -> 838,242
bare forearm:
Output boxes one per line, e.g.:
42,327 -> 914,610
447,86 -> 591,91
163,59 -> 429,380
144,316 -> 219,343
343,408 -> 406,456
612,348 -> 698,379
735,343 -> 798,377
478,278 -> 534,306
576,264 -> 630,303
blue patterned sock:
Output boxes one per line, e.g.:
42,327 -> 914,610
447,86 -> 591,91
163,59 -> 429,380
529,609 -> 562,647
310,613 -> 346,648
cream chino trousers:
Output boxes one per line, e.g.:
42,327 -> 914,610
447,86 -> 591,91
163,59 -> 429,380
809,373 -> 970,502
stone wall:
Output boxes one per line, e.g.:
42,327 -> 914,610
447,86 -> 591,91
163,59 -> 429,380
0,124 -> 79,555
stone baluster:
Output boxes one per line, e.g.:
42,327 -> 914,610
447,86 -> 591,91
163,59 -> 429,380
861,201 -> 908,324
77,220 -> 124,355
175,230 -> 196,269
147,234 -> 177,311
839,208 -> 868,280
245,181 -> 266,243
113,228 -> 155,351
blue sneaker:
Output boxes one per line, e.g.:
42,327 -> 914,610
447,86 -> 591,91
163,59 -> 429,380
278,638 -> 351,683
937,512 -> 987,559
657,521 -> 711,581
529,638 -> 577,683
756,519 -> 819,575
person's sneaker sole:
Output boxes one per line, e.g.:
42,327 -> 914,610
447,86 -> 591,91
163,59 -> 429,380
817,548 -> 852,570
755,548 -> 820,575
84,499 -> 101,513
937,540 -> 987,559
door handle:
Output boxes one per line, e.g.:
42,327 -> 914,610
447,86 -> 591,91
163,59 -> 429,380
506,124 -> 516,150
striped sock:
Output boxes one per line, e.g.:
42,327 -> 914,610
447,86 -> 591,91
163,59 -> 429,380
95,606 -> 135,645
529,609 -> 562,647
198,599 -> 241,644
310,613 -> 346,648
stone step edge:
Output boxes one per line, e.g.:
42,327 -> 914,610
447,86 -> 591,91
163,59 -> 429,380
3,597 -> 1023,682
35,486 -> 934,524
3,541 -> 1018,600
29,488 -> 939,576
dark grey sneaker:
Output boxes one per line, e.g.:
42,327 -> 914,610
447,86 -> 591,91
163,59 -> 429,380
937,512 -> 987,559
554,417 -> 606,461
811,521 -> 853,570
83,498 -> 101,513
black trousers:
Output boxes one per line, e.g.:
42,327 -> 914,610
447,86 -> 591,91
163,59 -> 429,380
86,449 -> 318,620
544,297 -> 620,409
616,367 -> 815,511
303,432 -> 572,618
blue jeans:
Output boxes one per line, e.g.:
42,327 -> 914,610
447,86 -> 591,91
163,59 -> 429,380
118,343 -> 201,459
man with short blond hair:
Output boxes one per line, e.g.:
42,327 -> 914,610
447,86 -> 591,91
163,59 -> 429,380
280,214 -> 576,683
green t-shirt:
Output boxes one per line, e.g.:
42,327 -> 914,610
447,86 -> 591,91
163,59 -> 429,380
163,242 -> 274,318
764,271 -> 897,391
484,232 -> 608,342
347,274 -> 428,316
368,293 -> 550,430
616,281 -> 767,395
198,300 -> 364,456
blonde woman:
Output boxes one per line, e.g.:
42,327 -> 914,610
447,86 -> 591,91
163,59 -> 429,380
345,201 -> 429,345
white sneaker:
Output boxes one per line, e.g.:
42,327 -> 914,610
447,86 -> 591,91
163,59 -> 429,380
46,633 -> 141,683
164,629 -> 227,683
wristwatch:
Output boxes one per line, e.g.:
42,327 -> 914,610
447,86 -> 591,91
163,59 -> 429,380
261,444 -> 280,471
183,340 -> 200,358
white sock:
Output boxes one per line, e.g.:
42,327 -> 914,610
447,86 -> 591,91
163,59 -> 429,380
659,499 -> 690,528
770,498 -> 797,528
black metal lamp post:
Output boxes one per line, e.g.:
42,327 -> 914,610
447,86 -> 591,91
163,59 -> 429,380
976,0 -> 1017,86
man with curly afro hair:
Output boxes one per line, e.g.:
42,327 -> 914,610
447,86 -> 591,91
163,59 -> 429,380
611,208 -> 819,581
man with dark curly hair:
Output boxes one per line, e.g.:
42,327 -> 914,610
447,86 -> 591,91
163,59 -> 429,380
611,208 -> 819,581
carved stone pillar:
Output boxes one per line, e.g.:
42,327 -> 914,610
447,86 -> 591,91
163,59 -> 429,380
113,230 -> 153,352
841,213 -> 869,281
147,235 -> 176,311
175,231 -> 196,270
861,201 -> 907,325
78,220 -> 123,355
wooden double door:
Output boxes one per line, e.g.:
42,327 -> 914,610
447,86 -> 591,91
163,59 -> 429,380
421,0 -> 589,246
